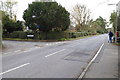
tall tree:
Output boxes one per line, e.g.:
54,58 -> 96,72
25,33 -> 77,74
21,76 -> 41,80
3,15 -> 23,33
109,11 -> 117,33
88,17 -> 107,34
96,16 -> 106,29
23,2 -> 70,32
89,20 -> 102,33
0,0 -> 17,20
0,1 -> 22,35
71,4 -> 91,31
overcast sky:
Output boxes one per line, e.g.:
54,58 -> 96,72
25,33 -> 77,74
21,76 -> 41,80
9,0 -> 120,21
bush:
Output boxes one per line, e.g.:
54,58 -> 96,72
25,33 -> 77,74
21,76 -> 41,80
40,32 -> 69,40
10,31 -> 27,39
7,31 -> 93,40
3,32 -> 10,38
58,38 -> 67,41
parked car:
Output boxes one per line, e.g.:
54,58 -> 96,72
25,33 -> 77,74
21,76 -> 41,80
116,31 -> 120,43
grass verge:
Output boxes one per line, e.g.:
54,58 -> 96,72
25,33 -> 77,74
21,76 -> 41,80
3,35 -> 97,42
67,35 -> 94,41
113,43 -> 120,46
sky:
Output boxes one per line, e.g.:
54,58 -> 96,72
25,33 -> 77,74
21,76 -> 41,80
3,0 -> 120,21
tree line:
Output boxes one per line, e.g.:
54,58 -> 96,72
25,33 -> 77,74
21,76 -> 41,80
1,0 -> 114,40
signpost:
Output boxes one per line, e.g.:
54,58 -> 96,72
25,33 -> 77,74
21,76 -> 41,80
0,11 -> 2,48
36,25 -> 40,28
0,10 -> 2,80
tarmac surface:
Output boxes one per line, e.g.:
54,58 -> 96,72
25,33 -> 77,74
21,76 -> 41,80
1,34 -> 118,79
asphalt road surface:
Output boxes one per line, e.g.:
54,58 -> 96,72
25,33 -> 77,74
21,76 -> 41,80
2,34 -> 107,78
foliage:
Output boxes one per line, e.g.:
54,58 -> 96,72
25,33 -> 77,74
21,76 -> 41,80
71,4 -> 91,31
0,0 -> 17,19
109,12 -> 116,25
109,11 -> 117,33
89,16 -> 107,33
58,38 -> 67,41
1,0 -> 23,36
23,2 -> 70,32
2,15 -> 23,33
10,31 -> 27,39
96,16 -> 106,30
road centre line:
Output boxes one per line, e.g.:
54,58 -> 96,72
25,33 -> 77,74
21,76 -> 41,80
15,47 -> 39,53
45,49 -> 66,58
14,50 -> 21,53
0,63 -> 30,75
4,52 -> 12,54
78,43 -> 104,79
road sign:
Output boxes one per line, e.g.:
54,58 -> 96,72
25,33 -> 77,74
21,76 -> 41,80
36,25 -> 40,28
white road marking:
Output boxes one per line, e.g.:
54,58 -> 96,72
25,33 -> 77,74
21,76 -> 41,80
45,49 -> 66,58
4,52 -> 12,54
78,43 -> 104,79
23,51 -> 28,53
22,47 -> 40,53
35,47 -> 39,48
14,50 -> 21,53
46,43 -> 49,45
55,42 -> 58,44
0,63 -> 30,75
45,42 -> 65,46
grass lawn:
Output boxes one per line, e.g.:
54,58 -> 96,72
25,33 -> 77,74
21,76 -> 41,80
3,38 -> 33,41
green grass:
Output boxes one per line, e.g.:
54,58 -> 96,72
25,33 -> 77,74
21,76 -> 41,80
3,38 -> 33,41
114,43 -> 120,46
66,35 -> 95,41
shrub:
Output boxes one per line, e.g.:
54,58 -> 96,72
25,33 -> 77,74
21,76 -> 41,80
58,38 -> 67,41
40,32 -> 69,40
10,31 -> 27,39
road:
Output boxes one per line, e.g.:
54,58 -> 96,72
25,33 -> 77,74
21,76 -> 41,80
2,34 -> 107,78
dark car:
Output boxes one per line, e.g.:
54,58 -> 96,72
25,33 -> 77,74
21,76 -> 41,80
116,31 -> 120,43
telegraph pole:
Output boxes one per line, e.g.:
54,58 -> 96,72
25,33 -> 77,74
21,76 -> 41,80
0,11 -> 2,48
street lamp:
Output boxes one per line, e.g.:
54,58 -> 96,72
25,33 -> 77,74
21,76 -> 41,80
32,15 -> 41,39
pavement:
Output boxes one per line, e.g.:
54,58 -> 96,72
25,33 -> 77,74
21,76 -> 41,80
83,42 -> 118,78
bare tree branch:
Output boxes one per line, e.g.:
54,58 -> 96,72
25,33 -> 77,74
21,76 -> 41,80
71,4 -> 91,31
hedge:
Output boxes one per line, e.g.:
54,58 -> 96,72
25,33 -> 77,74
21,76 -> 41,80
10,31 -> 27,39
3,31 -> 94,40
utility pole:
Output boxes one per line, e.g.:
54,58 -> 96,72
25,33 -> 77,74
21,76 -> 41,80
0,1 -> 3,48
0,11 -> 2,48
0,10 -> 2,80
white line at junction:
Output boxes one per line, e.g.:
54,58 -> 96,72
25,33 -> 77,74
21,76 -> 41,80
45,49 -> 66,58
0,63 -> 30,75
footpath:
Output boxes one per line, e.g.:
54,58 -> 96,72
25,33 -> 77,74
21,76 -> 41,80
83,42 -> 118,79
